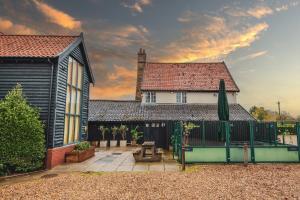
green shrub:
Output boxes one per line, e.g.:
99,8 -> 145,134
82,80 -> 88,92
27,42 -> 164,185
0,163 -> 8,176
74,141 -> 91,151
0,84 -> 45,173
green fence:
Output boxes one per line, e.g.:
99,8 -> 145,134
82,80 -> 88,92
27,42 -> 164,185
173,121 -> 300,163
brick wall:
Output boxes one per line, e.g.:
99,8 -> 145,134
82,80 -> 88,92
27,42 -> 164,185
46,144 -> 75,169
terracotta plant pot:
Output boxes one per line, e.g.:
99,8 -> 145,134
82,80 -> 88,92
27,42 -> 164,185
65,147 -> 95,163
131,140 -> 137,146
100,140 -> 107,147
110,140 -> 117,147
120,140 -> 127,147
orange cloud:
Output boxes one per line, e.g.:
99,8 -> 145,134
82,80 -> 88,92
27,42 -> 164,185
161,22 -> 269,62
90,85 -> 135,99
91,65 -> 137,99
247,6 -> 273,18
0,17 -> 37,34
32,0 -> 81,29
108,65 -> 136,81
96,25 -> 149,47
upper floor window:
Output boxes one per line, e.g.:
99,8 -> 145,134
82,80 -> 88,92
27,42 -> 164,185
176,92 -> 187,103
145,92 -> 156,103
64,57 -> 83,145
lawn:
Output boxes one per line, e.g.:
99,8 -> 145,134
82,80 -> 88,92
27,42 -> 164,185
0,164 -> 299,199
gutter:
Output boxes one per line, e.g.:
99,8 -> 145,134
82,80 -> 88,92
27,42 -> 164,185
45,58 -> 55,167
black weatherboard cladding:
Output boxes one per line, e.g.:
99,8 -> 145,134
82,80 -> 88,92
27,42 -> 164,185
0,63 -> 55,144
52,45 -> 90,147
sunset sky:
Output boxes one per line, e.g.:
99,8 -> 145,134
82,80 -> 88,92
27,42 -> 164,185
0,0 -> 299,116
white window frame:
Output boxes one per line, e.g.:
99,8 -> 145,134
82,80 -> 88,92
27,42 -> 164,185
146,91 -> 156,103
176,92 -> 187,103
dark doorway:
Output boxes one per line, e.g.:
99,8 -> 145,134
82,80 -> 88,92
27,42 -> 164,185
144,122 -> 167,149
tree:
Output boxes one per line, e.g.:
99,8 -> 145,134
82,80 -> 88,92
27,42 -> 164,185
0,84 -> 45,174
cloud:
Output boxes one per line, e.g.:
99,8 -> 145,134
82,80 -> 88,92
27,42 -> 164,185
92,24 -> 150,47
0,17 -> 37,34
161,17 -> 269,62
121,0 -> 152,14
275,5 -> 289,12
32,0 -> 81,29
108,65 -> 136,81
247,6 -> 273,18
90,65 -> 137,99
235,51 -> 268,63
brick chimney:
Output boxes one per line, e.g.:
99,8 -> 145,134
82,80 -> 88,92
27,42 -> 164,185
135,48 -> 146,101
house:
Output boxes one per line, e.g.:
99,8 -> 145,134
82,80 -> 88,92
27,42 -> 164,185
0,34 -> 94,168
88,49 -> 254,148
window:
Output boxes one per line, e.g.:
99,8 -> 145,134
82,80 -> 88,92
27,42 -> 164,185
64,57 -> 83,145
145,92 -> 156,103
176,92 -> 187,103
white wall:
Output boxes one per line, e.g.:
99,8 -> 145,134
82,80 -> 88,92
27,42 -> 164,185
141,91 -> 237,104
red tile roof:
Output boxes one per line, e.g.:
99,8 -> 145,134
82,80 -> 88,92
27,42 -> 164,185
0,34 -> 79,58
141,62 -> 239,92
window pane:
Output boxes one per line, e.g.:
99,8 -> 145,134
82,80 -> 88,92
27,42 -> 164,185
76,91 -> 81,115
151,92 -> 156,103
176,92 -> 181,103
72,60 -> 78,87
74,117 -> 80,142
70,88 -> 76,114
182,92 -> 187,103
67,57 -> 73,85
65,86 -> 71,113
63,115 -> 69,144
78,64 -> 83,89
146,92 -> 150,103
68,116 -> 75,143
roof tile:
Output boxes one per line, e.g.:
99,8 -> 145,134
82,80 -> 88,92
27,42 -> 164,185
0,35 -> 78,58
141,62 -> 239,92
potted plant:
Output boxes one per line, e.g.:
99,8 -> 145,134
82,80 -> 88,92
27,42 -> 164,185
110,126 -> 118,147
98,125 -> 109,147
119,124 -> 128,147
183,122 -> 199,146
130,126 -> 143,145
65,141 -> 95,163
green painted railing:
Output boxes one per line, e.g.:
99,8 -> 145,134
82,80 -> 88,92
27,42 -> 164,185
172,121 -> 300,163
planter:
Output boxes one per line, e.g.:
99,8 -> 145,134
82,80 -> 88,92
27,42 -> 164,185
131,140 -> 137,146
91,141 -> 98,147
110,140 -> 117,147
65,147 -> 95,163
120,140 -> 127,147
99,140 -> 107,147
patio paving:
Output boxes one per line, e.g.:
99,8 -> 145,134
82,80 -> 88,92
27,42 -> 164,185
51,147 -> 180,173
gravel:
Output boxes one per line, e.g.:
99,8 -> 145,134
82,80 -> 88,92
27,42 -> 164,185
1,164 -> 300,200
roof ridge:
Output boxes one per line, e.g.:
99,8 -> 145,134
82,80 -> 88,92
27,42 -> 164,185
90,99 -> 140,102
146,61 -> 224,64
0,34 -> 79,37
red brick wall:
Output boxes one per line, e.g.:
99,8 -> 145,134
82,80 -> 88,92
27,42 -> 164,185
46,145 -> 75,169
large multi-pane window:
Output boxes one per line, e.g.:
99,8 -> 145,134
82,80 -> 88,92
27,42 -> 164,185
176,92 -> 187,103
64,57 -> 83,145
145,92 -> 156,103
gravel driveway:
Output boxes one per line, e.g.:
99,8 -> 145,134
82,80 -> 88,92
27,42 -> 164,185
1,164 -> 299,199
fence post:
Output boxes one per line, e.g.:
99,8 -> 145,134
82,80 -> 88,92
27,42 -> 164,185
274,122 -> 278,146
202,120 -> 205,146
297,122 -> 300,162
225,121 -> 230,163
249,121 -> 255,163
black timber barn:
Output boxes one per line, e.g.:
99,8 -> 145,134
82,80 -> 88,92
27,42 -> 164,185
0,34 -> 94,168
